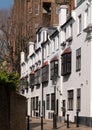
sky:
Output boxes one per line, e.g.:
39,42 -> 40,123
0,0 -> 13,9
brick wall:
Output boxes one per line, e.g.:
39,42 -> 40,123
0,86 -> 27,130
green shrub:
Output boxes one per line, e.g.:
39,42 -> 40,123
0,71 -> 19,91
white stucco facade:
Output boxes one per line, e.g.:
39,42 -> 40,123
20,0 -> 92,126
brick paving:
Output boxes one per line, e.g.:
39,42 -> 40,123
30,117 -> 92,130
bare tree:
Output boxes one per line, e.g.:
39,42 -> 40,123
0,9 -> 13,72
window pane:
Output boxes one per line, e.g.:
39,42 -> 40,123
61,53 -> 71,76
34,4 -> 39,15
77,89 -> 81,111
50,61 -> 58,79
51,93 -> 55,110
36,96 -> 38,110
68,90 -> 74,110
46,94 -> 50,110
42,65 -> 49,82
76,48 -> 81,71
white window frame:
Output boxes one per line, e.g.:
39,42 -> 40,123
34,4 -> 39,15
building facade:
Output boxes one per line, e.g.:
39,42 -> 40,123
20,0 -> 92,126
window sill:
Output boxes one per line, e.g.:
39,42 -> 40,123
68,109 -> 73,111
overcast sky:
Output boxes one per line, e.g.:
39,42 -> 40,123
0,0 -> 13,9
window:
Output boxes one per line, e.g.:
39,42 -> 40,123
77,89 -> 81,111
34,4 -> 39,15
50,60 -> 58,79
38,31 -> 41,42
30,73 -> 34,87
42,65 -> 49,82
76,48 -> 81,71
34,69 -> 41,85
29,7 -> 32,13
36,96 -> 39,110
33,97 -> 35,110
46,94 -> 50,110
68,90 -> 74,110
51,93 -> 55,110
78,15 -> 82,34
61,49 -> 71,76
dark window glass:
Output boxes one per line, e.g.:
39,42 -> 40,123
61,53 -> 71,76
51,93 -> 55,110
34,69 -> 41,85
36,96 -> 38,110
76,48 -> 81,71
46,94 -> 50,110
33,97 -> 35,110
50,60 -> 58,79
30,74 -> 34,87
42,65 -> 49,82
68,90 -> 73,110
77,88 -> 81,111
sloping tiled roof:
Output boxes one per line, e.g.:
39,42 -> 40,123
50,56 -> 58,62
42,61 -> 48,67
61,47 -> 71,56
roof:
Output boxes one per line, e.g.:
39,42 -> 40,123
50,56 -> 58,62
61,47 -> 71,56
50,30 -> 59,40
42,61 -> 49,67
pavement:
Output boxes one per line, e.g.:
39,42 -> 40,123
30,117 -> 92,130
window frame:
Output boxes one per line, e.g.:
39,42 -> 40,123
68,90 -> 74,111
42,65 -> 49,83
51,93 -> 55,110
61,52 -> 71,76
76,48 -> 81,72
34,69 -> 41,85
77,88 -> 81,111
50,60 -> 58,80
36,96 -> 39,110
46,94 -> 50,110
34,3 -> 39,15
30,73 -> 35,87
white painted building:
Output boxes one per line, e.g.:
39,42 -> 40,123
20,0 -> 92,126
